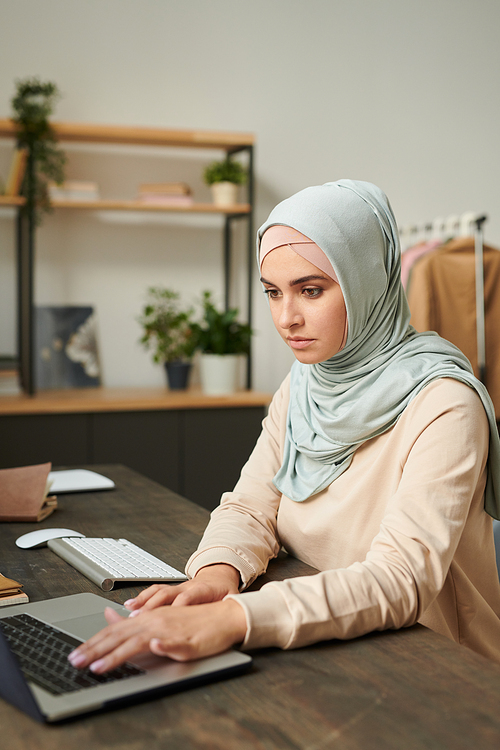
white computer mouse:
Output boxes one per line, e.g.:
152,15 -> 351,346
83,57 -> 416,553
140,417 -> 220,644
15,528 -> 85,549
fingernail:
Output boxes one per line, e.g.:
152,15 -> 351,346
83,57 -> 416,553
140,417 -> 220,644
124,599 -> 135,608
129,609 -> 141,618
89,659 -> 105,673
68,651 -> 86,667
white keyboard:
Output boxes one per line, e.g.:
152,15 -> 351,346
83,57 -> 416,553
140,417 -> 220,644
47,537 -> 188,591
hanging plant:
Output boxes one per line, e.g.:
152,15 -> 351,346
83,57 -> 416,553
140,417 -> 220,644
11,77 -> 66,223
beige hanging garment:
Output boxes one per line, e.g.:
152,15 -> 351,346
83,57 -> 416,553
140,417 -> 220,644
407,237 -> 500,418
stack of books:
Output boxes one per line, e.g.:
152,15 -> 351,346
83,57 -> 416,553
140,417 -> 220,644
137,182 -> 193,206
48,181 -> 100,202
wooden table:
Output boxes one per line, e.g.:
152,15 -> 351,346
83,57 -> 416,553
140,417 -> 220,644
2,465 -> 500,749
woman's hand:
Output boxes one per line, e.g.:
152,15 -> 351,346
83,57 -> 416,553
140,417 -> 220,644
124,564 -> 240,615
68,598 -> 247,673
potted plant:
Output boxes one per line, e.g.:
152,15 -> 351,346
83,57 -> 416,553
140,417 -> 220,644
138,287 -> 198,390
193,291 -> 252,395
203,156 -> 247,207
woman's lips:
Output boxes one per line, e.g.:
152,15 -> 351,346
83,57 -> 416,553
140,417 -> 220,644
287,337 -> 315,349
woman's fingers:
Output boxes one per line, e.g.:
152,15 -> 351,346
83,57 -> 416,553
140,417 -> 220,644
126,580 -> 230,617
124,583 -> 179,611
124,566 -> 240,615
88,630 -> 151,674
69,607 -> 150,670
104,607 -> 123,624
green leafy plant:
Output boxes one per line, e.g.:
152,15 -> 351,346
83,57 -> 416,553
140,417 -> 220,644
194,291 -> 252,355
11,77 -> 66,223
203,156 -> 247,185
139,288 -> 199,363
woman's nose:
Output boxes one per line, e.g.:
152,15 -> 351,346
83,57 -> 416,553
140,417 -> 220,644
279,298 -> 303,329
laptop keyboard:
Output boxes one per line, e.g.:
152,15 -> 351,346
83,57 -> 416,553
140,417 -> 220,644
0,613 -> 144,695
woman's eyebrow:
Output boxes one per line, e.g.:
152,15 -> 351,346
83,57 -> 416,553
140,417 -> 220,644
260,274 -> 329,286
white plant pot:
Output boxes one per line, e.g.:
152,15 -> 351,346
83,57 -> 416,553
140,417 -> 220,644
210,182 -> 238,207
200,353 -> 240,395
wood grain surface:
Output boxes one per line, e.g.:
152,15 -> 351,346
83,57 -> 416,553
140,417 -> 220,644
1,465 -> 500,749
0,118 -> 255,149
0,387 -> 272,415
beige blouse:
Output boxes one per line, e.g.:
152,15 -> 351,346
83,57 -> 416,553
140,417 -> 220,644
186,376 -> 500,662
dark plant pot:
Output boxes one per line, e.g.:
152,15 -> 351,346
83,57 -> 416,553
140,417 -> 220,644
164,361 -> 192,390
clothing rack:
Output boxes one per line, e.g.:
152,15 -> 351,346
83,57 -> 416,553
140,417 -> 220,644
399,212 -> 488,383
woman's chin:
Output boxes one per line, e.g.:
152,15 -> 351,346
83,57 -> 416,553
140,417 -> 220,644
291,350 -> 322,365
289,345 -> 339,365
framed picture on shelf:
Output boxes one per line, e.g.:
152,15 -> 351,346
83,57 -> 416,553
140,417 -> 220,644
35,306 -> 101,390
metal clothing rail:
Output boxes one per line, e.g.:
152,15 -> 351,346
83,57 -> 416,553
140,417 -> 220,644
474,216 -> 487,383
399,212 -> 488,384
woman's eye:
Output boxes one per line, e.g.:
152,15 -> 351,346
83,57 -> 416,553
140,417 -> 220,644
264,289 -> 280,299
303,287 -> 322,298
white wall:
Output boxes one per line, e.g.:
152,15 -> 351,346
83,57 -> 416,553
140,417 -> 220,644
1,0 -> 499,393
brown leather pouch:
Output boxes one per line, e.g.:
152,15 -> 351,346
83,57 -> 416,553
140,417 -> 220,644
0,463 -> 57,522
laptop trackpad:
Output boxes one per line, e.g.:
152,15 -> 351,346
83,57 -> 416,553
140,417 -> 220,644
56,611 -> 123,641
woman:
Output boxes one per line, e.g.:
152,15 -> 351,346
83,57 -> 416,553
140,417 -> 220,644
69,180 -> 500,674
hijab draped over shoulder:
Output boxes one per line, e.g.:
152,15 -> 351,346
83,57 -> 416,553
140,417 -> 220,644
257,179 -> 500,520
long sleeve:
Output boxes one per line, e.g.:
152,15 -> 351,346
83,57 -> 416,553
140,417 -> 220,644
227,380 -> 496,652
185,376 -> 289,587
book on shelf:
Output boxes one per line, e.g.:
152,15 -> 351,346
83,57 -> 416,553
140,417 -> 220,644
0,574 -> 29,607
138,182 -> 191,195
4,148 -> 28,197
137,181 -> 194,205
48,180 -> 100,202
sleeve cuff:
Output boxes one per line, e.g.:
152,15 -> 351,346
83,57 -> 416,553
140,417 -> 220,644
185,546 -> 257,590
225,585 -> 294,650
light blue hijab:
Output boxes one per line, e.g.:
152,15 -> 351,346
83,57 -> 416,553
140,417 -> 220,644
258,179 -> 500,520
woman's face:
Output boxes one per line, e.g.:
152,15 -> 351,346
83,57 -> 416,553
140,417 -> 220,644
260,244 -> 347,365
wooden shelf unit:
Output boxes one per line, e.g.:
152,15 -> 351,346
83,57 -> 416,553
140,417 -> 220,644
0,119 -> 255,395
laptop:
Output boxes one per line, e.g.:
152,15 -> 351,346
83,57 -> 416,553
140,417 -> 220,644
0,592 -> 252,723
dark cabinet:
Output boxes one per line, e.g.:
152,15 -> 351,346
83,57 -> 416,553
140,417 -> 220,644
0,413 -> 89,468
91,411 -> 182,494
0,405 -> 265,511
